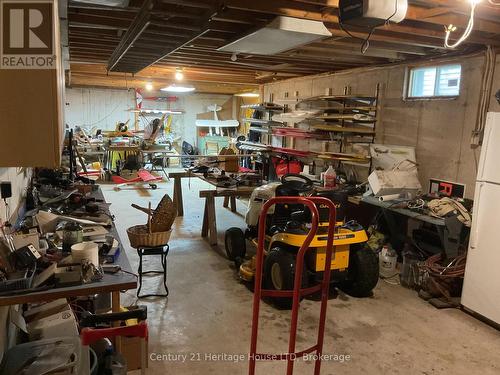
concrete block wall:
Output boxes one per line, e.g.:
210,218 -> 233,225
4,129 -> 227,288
264,53 -> 500,199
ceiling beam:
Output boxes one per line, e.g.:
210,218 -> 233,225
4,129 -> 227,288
108,0 -> 156,71
71,63 -> 258,85
68,74 -> 258,94
303,42 -> 403,59
316,37 -> 430,56
405,5 -> 500,35
180,45 -> 370,67
222,0 -> 499,44
136,4 -> 223,73
159,0 -> 213,9
293,0 -> 500,34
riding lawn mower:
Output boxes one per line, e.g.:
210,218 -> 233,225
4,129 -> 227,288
225,174 -> 379,308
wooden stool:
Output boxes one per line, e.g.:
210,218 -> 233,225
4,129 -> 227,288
136,244 -> 169,298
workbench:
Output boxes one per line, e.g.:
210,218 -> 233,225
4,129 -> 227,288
360,195 -> 466,258
169,170 -> 259,245
140,148 -> 179,177
0,248 -> 136,307
361,196 -> 445,226
200,188 -> 254,246
0,188 -> 136,322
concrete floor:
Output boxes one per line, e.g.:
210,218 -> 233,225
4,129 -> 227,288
102,171 -> 500,375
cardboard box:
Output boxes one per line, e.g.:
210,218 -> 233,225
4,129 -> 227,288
27,305 -> 79,340
24,298 -> 68,323
121,336 -> 149,370
368,170 -> 422,196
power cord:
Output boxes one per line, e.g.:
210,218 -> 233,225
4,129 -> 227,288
2,198 -> 9,226
444,0 -> 480,49
407,198 -> 425,210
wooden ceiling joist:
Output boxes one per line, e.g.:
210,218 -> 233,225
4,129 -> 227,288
66,0 -> 500,94
107,0 -> 155,72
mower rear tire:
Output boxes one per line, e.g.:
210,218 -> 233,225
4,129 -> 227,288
340,245 -> 379,297
263,247 -> 307,309
225,227 -> 246,263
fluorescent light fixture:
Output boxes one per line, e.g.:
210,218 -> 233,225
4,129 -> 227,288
129,109 -> 184,114
161,85 -> 195,93
218,16 -> 332,55
235,92 -> 260,98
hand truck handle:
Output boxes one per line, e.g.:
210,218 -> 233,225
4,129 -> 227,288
80,305 -> 147,328
81,321 -> 148,346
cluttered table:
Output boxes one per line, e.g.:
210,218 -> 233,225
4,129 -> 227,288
169,169 -> 262,245
0,252 -> 135,306
360,195 -> 468,258
169,169 -> 260,215
361,195 -> 445,226
0,187 -> 136,307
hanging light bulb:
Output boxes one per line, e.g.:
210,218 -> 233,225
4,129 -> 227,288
175,68 -> 184,81
145,82 -> 153,91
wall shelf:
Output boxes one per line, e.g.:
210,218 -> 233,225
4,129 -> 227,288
310,125 -> 376,134
271,147 -> 371,164
243,118 -> 283,126
241,103 -> 284,112
268,85 -> 380,175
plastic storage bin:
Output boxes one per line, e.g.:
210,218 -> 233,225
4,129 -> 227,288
0,266 -> 35,292
0,336 -> 88,375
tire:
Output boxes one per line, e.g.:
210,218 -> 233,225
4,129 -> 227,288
263,247 -> 308,309
340,245 -> 379,297
225,228 -> 246,262
150,184 -> 158,190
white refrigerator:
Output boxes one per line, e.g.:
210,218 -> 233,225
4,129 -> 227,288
462,112 -> 500,324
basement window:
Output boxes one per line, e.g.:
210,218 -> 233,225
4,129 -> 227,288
406,64 -> 461,99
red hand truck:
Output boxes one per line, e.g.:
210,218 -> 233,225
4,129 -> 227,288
249,196 -> 337,375
80,307 -> 149,375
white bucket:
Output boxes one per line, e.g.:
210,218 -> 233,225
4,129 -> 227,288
71,241 -> 99,267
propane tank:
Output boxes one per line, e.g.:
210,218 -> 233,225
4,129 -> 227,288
379,244 -> 397,278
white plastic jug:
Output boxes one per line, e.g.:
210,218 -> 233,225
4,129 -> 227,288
379,245 -> 397,278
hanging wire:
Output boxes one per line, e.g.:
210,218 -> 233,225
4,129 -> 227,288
444,0 -> 481,49
339,0 -> 399,54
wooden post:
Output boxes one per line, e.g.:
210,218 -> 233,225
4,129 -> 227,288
207,194 -> 217,246
111,291 -> 122,353
201,199 -> 209,238
230,196 -> 237,213
173,175 -> 184,216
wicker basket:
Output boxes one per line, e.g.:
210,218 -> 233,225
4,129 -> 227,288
127,225 -> 172,248
131,194 -> 177,233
